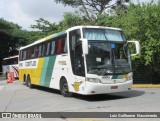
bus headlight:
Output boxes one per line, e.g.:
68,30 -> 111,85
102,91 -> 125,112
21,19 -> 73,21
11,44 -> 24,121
87,78 -> 101,83
128,75 -> 133,80
128,73 -> 133,81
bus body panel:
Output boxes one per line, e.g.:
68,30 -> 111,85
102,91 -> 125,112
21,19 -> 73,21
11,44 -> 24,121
2,64 -> 19,78
2,55 -> 19,78
19,54 -> 86,94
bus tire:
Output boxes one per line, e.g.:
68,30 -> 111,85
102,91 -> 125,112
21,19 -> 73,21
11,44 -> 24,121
27,76 -> 33,89
60,78 -> 72,97
23,75 -> 27,85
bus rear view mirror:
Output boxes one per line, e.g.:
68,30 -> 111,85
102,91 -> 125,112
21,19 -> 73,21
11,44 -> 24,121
128,40 -> 140,56
80,38 -> 88,55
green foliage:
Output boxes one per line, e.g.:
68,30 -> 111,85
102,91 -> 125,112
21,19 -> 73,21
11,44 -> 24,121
0,18 -> 43,57
26,31 -> 45,43
30,18 -> 58,36
0,18 -> 31,71
30,12 -> 87,34
0,18 -> 28,56
54,0 -> 130,23
59,12 -> 87,29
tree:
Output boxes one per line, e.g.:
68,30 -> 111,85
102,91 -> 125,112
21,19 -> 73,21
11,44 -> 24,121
30,13 -> 87,35
30,18 -> 58,36
58,12 -> 86,30
0,18 -> 32,72
0,18 -> 29,56
54,0 -> 130,23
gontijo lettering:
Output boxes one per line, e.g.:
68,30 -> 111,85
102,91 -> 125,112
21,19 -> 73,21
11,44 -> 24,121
25,61 -> 36,67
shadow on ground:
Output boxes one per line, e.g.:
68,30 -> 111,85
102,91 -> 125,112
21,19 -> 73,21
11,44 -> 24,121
32,85 -> 145,102
73,90 -> 145,102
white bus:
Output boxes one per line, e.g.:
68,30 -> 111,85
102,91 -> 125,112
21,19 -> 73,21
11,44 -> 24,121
19,26 -> 140,97
2,55 -> 19,79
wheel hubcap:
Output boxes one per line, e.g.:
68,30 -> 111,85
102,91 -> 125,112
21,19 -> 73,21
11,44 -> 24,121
63,83 -> 68,93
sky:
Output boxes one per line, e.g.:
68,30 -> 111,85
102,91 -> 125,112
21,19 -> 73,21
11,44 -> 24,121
0,0 -> 158,31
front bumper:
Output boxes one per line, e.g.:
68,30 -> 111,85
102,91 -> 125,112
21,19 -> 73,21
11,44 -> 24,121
84,80 -> 133,95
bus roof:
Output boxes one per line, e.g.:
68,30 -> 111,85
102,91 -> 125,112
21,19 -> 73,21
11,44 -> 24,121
67,25 -> 122,32
19,26 -> 122,50
3,55 -> 19,60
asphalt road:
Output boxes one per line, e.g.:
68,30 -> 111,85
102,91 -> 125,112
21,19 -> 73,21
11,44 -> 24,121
0,78 -> 160,121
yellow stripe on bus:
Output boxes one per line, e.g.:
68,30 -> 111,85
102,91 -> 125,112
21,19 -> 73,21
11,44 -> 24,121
44,34 -> 55,40
32,58 -> 44,85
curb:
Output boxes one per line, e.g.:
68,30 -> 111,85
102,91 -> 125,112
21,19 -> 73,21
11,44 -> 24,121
132,84 -> 160,88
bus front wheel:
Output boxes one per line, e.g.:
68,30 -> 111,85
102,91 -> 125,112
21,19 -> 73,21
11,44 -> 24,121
60,78 -> 72,97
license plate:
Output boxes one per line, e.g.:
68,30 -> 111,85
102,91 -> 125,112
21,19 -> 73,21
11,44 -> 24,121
111,86 -> 118,89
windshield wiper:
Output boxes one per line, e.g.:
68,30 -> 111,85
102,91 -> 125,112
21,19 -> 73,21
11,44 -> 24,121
90,66 -> 109,69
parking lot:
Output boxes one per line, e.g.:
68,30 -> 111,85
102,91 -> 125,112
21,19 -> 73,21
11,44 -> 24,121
0,77 -> 160,121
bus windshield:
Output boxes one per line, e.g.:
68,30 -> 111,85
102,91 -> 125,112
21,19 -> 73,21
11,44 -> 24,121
2,57 -> 18,65
83,28 -> 131,75
83,28 -> 126,42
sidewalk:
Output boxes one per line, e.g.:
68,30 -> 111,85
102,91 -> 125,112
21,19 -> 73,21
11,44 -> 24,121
132,84 -> 160,88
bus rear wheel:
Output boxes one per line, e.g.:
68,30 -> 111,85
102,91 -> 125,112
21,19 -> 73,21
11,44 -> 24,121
60,78 -> 72,97
23,75 -> 26,85
26,76 -> 33,88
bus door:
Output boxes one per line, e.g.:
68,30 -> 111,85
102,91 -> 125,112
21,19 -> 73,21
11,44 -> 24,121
69,29 -> 86,93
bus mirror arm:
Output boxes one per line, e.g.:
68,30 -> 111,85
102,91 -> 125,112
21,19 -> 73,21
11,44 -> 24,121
80,38 -> 88,55
128,40 -> 141,56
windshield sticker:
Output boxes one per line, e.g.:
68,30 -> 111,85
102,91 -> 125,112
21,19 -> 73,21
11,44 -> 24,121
111,44 -> 115,48
96,58 -> 101,62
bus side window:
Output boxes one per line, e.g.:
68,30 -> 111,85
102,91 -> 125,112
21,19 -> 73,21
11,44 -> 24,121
31,47 -> 35,58
71,35 -> 76,51
13,58 -> 18,64
51,41 -> 55,55
27,49 -> 31,59
46,42 -> 51,56
19,50 -> 23,61
34,46 -> 39,58
41,44 -> 46,56
23,50 -> 27,60
63,37 -> 67,53
57,39 -> 62,54
38,45 -> 42,57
